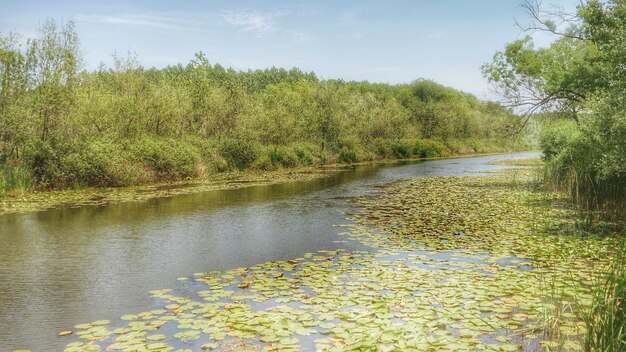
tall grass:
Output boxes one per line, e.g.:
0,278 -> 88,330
0,165 -> 34,195
582,238 -> 626,352
544,157 -> 626,230
540,119 -> 626,229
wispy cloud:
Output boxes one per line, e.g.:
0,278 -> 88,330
221,10 -> 279,37
76,14 -> 201,32
220,9 -> 312,42
371,66 -> 402,73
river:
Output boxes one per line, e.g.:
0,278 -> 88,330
0,152 -> 538,351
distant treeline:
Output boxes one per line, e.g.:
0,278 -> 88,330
0,20 -> 527,192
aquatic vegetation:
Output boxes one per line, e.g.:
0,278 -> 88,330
488,158 -> 542,167
0,164 -> 34,195
60,172 -> 615,351
581,238 -> 626,352
0,167 -> 333,216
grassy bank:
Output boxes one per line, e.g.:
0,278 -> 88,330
0,136 -> 526,196
0,143 -> 527,216
1,137 -> 452,193
54,160 -> 618,352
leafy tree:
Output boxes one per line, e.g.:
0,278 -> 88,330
486,0 -> 625,221
27,19 -> 80,141
1,19 -> 526,191
0,33 -> 32,160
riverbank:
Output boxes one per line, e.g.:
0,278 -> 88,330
0,152 -> 529,217
56,158 -> 617,352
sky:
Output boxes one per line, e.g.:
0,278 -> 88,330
0,0 -> 579,100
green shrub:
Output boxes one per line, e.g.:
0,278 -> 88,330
23,137 -> 204,188
129,137 -> 201,180
219,139 -> 259,170
391,140 -> 412,159
184,137 -> 229,174
209,153 -> 230,173
252,145 -> 305,170
444,139 -> 475,154
87,140 -> 151,186
370,138 -> 393,158
337,147 -> 359,163
543,134 -> 625,224
358,149 -> 376,162
252,153 -> 276,171
293,144 -> 315,166
25,139 -> 79,188
539,120 -> 580,160
467,138 -> 494,153
414,139 -> 450,158
267,146 -> 299,168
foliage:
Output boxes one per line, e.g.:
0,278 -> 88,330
219,139 -> 259,171
0,20 -> 527,190
485,0 -> 626,224
0,164 -> 33,195
538,117 -> 580,160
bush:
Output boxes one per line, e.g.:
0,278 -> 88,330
219,139 -> 259,170
391,140 -> 412,159
252,153 -> 276,171
543,134 -> 625,224
23,137 -> 203,188
268,146 -> 299,168
539,120 -> 580,160
293,144 -> 315,166
413,139 -> 450,158
25,139 -> 80,188
337,147 -> 359,163
444,139 -> 475,154
129,137 -> 201,180
370,138 -> 393,159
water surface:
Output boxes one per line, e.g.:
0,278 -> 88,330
0,152 -> 538,350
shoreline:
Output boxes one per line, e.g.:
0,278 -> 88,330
0,151 -> 537,217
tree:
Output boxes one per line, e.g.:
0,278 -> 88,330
482,1 -> 601,130
0,33 -> 31,160
487,0 -> 625,222
27,19 -> 80,141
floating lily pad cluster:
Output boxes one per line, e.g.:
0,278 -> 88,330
62,170 -> 614,351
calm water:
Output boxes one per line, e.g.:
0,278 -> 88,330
0,152 -> 538,351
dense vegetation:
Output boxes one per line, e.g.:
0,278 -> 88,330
485,1 -> 625,350
0,20 -> 527,193
483,0 -> 625,225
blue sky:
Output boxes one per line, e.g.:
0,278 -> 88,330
1,0 -> 578,99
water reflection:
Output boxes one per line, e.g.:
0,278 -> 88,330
0,152 -> 538,350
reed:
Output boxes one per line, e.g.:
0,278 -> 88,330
581,237 -> 626,352
0,164 -> 34,195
